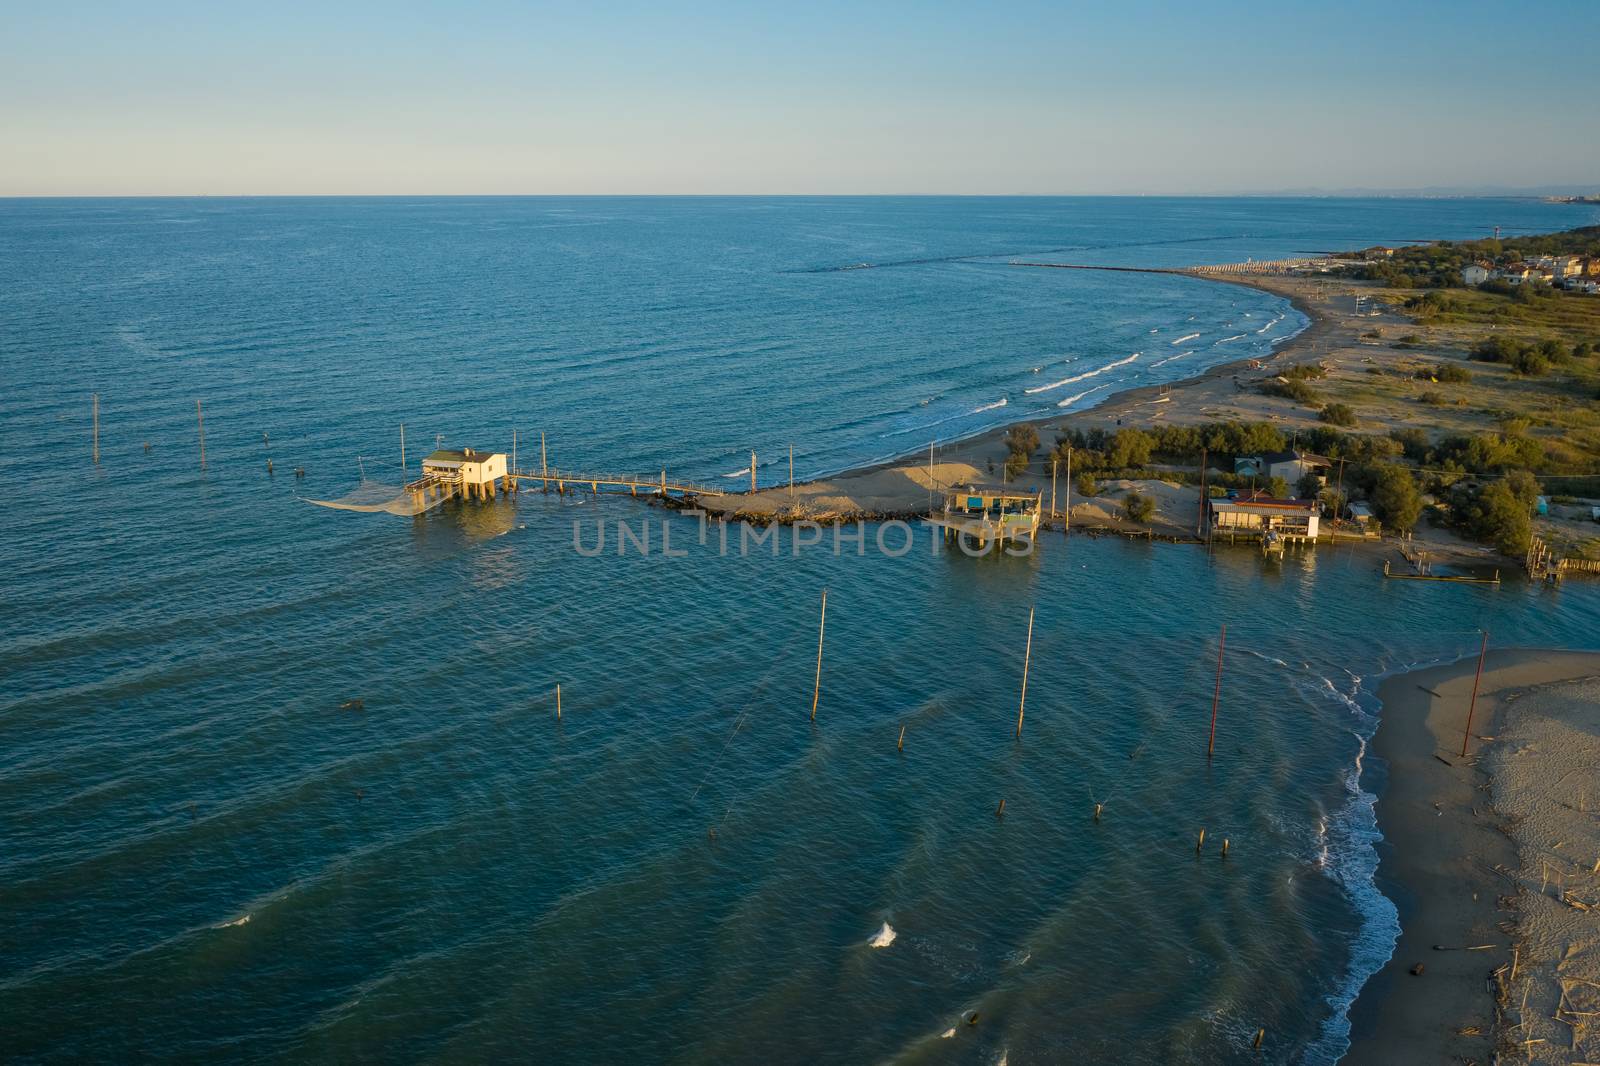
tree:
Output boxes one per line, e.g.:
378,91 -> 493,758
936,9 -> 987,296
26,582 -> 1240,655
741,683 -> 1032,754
1074,472 -> 1099,497
1296,471 -> 1324,500
1123,491 -> 1155,523
1005,424 -> 1040,458
1370,464 -> 1422,532
1266,476 -> 1291,498
1003,451 -> 1029,480
1466,481 -> 1533,554
1105,428 -> 1155,469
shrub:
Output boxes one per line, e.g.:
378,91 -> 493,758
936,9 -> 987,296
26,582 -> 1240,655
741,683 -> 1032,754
1320,403 -> 1358,427
1074,472 -> 1099,497
1433,363 -> 1472,384
1418,390 -> 1447,406
1263,378 -> 1320,405
1123,491 -> 1155,523
1003,451 -> 1029,480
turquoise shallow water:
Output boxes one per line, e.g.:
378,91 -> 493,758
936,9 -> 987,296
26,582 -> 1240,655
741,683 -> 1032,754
3,197 -> 1600,1064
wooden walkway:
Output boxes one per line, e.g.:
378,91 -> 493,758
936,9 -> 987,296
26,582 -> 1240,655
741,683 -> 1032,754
507,467 -> 729,498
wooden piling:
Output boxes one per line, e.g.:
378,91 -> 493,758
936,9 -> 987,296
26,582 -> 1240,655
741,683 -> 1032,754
556,683 -> 562,721
1094,802 -> 1103,822
541,431 -> 549,490
92,394 -> 99,464
1221,838 -> 1230,858
996,798 -> 1006,818
810,589 -> 827,722
789,443 -> 794,499
1460,629 -> 1488,758
1050,457 -> 1058,518
1208,624 -> 1226,758
196,400 -> 206,469
1253,1028 -> 1264,1050
1196,828 -> 1206,852
897,724 -> 906,752
750,449 -> 756,494
1015,606 -> 1035,739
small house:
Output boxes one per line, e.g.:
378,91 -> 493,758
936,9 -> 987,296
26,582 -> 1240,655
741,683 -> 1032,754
1461,263 -> 1491,286
930,485 -> 1042,552
1347,501 -> 1375,529
421,447 -> 509,500
1208,492 -> 1320,542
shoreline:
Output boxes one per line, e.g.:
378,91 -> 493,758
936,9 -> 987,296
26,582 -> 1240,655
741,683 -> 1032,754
1342,648 -> 1600,1064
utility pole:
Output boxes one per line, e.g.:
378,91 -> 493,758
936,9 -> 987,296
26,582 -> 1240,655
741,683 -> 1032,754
1064,446 -> 1072,534
789,443 -> 794,499
400,423 -> 406,471
750,450 -> 757,494
1051,457 -> 1058,519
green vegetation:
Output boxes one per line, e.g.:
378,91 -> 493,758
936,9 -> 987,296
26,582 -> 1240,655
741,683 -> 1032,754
1123,491 -> 1154,523
1319,403 -> 1357,427
1366,464 -> 1422,533
1449,472 -> 1539,555
1074,472 -> 1099,498
1339,226 -> 1600,289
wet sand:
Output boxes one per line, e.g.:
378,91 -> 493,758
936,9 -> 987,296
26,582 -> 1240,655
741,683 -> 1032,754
1343,649 -> 1600,1065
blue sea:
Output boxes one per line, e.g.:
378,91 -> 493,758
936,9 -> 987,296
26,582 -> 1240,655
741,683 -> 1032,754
3,196 -> 1599,1064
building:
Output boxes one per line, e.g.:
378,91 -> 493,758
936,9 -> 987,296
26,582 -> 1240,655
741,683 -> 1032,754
1347,501 -> 1375,529
1235,449 -> 1331,485
420,447 -> 509,500
1461,263 -> 1491,286
1495,264 -> 1554,286
929,485 -> 1041,553
1552,255 -> 1586,279
1207,492 -> 1320,542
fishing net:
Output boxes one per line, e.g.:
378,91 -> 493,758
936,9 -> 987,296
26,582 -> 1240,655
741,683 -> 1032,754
303,481 -> 455,517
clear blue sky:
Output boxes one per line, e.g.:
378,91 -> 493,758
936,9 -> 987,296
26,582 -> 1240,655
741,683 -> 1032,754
3,1 -> 1597,196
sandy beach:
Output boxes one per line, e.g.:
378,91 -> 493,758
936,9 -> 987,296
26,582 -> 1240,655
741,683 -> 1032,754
1344,649 -> 1600,1065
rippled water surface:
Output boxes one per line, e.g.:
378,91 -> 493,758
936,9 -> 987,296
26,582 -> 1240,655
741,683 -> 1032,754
4,196 -> 1599,1064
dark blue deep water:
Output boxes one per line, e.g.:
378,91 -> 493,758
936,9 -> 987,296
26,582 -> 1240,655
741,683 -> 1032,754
3,197 -> 1599,1064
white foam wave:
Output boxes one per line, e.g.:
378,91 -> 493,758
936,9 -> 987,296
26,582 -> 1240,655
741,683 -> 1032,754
1171,332 -> 1201,345
1255,314 -> 1285,335
1056,383 -> 1112,408
1148,350 -> 1194,369
214,914 -> 251,929
971,398 -> 1007,414
1025,352 -> 1139,395
1213,333 -> 1249,345
722,466 -> 752,479
868,921 -> 897,948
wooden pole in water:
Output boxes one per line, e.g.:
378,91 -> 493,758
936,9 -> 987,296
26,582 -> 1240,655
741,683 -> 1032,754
196,400 -> 206,469
996,798 -> 1006,817
897,724 -> 906,752
1015,606 -> 1035,739
92,393 -> 100,464
541,431 -> 548,485
1050,457 -> 1058,519
789,443 -> 794,499
928,440 -> 934,512
512,428 -> 517,473
750,449 -> 756,494
1460,629 -> 1489,758
1208,624 -> 1226,758
810,589 -> 827,722
400,423 -> 406,471
556,683 -> 562,721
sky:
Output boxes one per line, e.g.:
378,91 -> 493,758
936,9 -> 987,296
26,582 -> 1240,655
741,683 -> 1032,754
3,0 -> 1598,196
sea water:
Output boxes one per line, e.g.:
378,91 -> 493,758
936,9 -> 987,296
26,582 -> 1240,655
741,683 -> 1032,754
3,196 -> 1599,1063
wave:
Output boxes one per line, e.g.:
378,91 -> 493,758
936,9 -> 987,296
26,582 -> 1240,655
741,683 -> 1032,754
868,921 -> 897,948
1025,352 -> 1139,395
1057,383 -> 1113,408
971,398 -> 1008,414
1171,332 -> 1201,345
722,465 -> 751,479
213,913 -> 251,929
1148,350 -> 1194,369
1255,314 -> 1285,335
1213,333 -> 1249,345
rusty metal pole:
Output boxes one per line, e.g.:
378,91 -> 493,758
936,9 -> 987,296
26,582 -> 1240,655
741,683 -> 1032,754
1208,624 -> 1226,758
1461,630 -> 1488,758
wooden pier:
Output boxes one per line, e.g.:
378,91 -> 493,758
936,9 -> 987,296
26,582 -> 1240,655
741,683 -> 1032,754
506,467 -> 728,498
